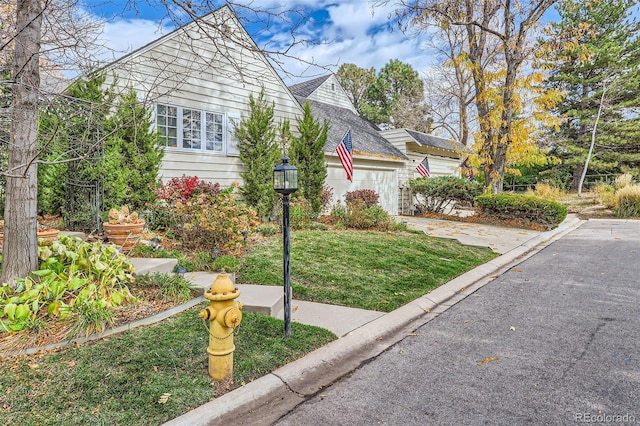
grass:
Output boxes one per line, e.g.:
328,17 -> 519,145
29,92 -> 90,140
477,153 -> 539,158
0,227 -> 499,424
238,230 -> 498,312
0,307 -> 335,426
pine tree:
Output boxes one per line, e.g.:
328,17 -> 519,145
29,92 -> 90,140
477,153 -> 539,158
545,0 -> 640,185
289,102 -> 328,217
105,89 -> 164,211
236,88 -> 281,219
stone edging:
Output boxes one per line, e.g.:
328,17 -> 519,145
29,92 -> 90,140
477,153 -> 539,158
1,296 -> 205,357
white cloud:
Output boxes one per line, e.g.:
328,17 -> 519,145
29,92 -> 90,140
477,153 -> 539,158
88,0 -> 434,84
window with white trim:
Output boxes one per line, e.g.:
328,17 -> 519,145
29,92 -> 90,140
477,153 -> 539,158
156,103 -> 228,154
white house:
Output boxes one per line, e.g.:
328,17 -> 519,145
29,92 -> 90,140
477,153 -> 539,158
100,5 -> 303,188
288,75 -> 408,215
379,128 -> 465,214
99,6 -> 464,216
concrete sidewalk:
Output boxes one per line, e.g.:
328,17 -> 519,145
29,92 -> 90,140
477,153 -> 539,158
163,214 -> 584,426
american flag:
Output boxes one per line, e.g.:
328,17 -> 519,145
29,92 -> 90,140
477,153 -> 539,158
336,129 -> 353,182
416,156 -> 431,177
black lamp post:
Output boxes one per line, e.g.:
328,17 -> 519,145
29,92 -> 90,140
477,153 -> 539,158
273,156 -> 298,337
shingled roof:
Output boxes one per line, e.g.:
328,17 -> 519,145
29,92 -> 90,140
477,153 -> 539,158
303,98 -> 407,160
287,75 -> 332,99
405,129 -> 466,153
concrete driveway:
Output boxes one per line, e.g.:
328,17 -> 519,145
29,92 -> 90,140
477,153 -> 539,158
399,216 -> 543,254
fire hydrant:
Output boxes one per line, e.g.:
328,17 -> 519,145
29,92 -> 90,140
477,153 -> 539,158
198,273 -> 243,381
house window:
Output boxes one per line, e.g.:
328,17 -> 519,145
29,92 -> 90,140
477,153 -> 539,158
156,103 -> 228,154
156,104 -> 177,148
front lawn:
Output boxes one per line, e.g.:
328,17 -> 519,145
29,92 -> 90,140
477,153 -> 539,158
238,230 -> 498,312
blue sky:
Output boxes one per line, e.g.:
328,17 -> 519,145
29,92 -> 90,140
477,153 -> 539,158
84,0 -> 634,85
83,0 -> 437,84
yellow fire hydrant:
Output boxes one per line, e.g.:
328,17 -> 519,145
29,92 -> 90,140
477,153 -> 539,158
198,273 -> 243,381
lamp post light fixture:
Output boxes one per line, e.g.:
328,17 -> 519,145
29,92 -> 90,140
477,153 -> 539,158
273,156 -> 298,337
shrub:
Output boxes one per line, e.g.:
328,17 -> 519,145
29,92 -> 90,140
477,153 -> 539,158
330,202 -> 348,225
409,176 -> 482,214
345,199 -> 392,230
614,185 -> 640,217
257,223 -> 278,236
526,183 -> 564,201
475,193 -> 568,229
614,173 -> 634,190
133,273 -> 193,303
594,183 -> 616,209
171,192 -> 259,253
345,189 -> 380,208
154,175 -> 222,204
289,197 -> 313,230
320,185 -> 334,214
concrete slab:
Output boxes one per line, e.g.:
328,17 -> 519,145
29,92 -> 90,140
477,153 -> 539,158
187,272 -> 284,318
290,300 -> 384,337
398,216 -> 543,254
128,257 -> 177,275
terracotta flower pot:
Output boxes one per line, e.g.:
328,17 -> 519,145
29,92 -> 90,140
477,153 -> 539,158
103,221 -> 145,250
37,229 -> 60,246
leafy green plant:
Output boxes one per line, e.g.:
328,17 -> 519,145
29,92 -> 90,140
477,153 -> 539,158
409,176 -> 482,213
0,235 -> 137,335
257,223 -> 279,236
133,273 -> 193,303
475,193 -> 568,229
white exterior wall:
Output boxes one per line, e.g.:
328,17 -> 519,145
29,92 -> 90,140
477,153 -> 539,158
102,7 -> 303,187
307,75 -> 358,114
325,155 -> 401,215
405,152 -> 460,183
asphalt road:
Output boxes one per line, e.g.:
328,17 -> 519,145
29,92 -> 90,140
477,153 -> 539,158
274,220 -> 640,425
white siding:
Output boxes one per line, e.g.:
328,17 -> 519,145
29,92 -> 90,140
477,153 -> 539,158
307,75 -> 358,115
325,155 -> 401,215
406,153 -> 460,180
102,7 -> 303,187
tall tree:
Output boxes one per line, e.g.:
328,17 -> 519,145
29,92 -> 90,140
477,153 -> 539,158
289,102 -> 328,217
361,59 -> 431,131
422,25 -> 480,146
336,63 -> 376,113
388,0 -> 556,193
543,0 -> 640,187
1,0 -> 324,283
236,88 -> 281,220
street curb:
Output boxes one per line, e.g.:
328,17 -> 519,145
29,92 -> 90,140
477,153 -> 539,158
163,215 -> 585,426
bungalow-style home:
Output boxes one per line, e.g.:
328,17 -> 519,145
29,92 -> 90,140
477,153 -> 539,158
380,129 -> 466,214
100,5 -> 302,188
288,75 -> 408,214
98,5 -> 460,216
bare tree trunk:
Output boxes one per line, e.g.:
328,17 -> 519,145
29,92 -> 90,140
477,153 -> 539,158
1,0 -> 42,285
578,83 -> 607,196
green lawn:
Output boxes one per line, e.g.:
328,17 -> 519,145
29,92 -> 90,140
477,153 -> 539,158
0,228 -> 497,425
0,309 -> 334,426
238,230 -> 498,312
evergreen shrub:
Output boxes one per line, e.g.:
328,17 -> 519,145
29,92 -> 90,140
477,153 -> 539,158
409,176 -> 482,213
475,193 -> 568,229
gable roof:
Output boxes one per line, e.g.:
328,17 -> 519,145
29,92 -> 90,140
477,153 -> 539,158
404,129 -> 466,153
288,75 -> 332,99
303,98 -> 407,161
